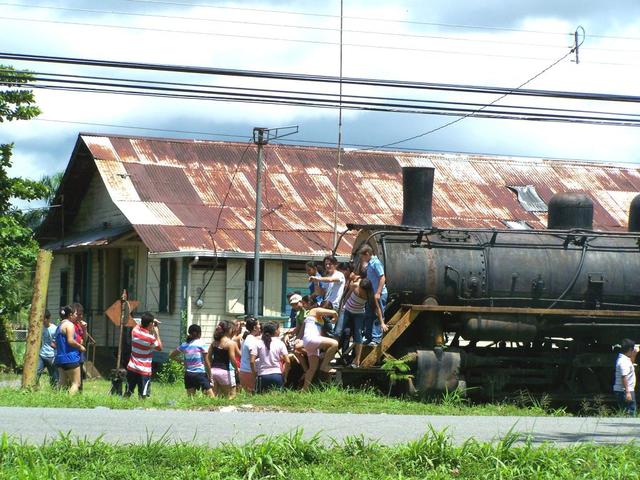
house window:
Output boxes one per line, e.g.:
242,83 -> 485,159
72,252 -> 89,305
159,259 -> 176,314
59,269 -> 69,308
122,258 -> 136,300
508,185 -> 547,212
245,260 -> 264,316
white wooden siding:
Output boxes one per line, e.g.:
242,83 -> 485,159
263,260 -> 283,316
225,259 -> 245,314
70,172 -> 128,233
190,266 -> 232,340
46,253 -> 70,315
145,255 -> 183,349
287,270 -> 309,294
89,250 -> 107,346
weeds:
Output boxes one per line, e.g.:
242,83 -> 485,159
0,378 -> 575,416
2,430 -> 639,479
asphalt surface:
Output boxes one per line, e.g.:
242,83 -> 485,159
0,407 -> 639,446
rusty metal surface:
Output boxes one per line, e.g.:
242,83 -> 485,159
79,134 -> 640,256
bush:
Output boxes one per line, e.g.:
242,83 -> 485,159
155,359 -> 184,384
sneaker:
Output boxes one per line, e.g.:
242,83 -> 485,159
349,363 -> 360,369
367,341 -> 379,347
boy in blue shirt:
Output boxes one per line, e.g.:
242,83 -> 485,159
359,245 -> 388,345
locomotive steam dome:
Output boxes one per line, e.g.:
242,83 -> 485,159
628,193 -> 640,232
547,192 -> 593,230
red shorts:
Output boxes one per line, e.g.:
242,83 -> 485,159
238,371 -> 256,392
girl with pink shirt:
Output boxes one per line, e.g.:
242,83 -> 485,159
251,322 -> 290,393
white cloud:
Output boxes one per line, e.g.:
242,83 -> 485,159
2,0 -> 640,189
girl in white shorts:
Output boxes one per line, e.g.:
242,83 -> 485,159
300,307 -> 339,390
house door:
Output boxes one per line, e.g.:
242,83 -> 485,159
104,249 -> 121,347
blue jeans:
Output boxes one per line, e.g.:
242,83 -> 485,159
37,356 -> 58,386
258,373 -> 284,392
364,292 -> 387,344
615,391 -> 637,416
343,309 -> 365,344
334,310 -> 346,338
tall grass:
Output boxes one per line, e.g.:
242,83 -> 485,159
0,378 -> 568,416
1,429 -> 639,479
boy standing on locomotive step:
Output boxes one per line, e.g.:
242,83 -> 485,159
359,245 -> 388,345
613,338 -> 637,416
125,312 -> 162,398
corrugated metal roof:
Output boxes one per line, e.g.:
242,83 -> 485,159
74,134 -> 640,257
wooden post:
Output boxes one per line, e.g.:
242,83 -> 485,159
21,249 -> 53,389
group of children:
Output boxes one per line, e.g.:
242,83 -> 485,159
37,304 -> 88,395
40,245 -> 389,400
157,246 -> 390,398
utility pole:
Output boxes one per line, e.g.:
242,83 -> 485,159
21,249 -> 53,389
251,125 -> 298,317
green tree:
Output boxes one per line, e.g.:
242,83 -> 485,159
23,171 -> 64,230
0,65 -> 48,370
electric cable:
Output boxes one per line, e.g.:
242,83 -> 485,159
15,70 -> 640,120
21,80 -> 640,128
195,140 -> 253,305
0,2 -> 571,50
371,44 -> 579,150
0,16 -> 568,61
5,52 -> 640,103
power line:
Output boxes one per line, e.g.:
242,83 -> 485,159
0,2 -> 570,50
373,45 -> 579,149
21,81 -> 640,128
3,52 -> 640,103
27,116 -> 634,164
0,16 -> 577,61
17,70 -> 640,121
122,0 -> 640,43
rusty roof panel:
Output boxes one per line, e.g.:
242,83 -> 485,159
77,134 -> 640,256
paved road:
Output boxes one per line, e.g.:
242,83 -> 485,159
0,407 -> 638,446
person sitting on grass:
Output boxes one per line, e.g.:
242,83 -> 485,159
125,312 -> 162,399
238,316 -> 261,393
54,305 -> 85,395
251,322 -> 290,393
169,324 -> 214,398
299,306 -> 339,391
208,320 -> 240,399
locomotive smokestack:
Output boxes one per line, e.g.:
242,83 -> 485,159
547,192 -> 593,230
628,194 -> 640,232
401,166 -> 434,229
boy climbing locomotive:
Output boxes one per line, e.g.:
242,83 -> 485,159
358,245 -> 388,346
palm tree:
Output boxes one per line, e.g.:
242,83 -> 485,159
22,171 -> 63,230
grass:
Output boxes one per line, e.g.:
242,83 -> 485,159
1,428 -> 639,479
0,376 -> 569,416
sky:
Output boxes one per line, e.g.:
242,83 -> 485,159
2,0 -> 640,199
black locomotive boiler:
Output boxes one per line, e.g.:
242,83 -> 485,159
346,167 -> 640,401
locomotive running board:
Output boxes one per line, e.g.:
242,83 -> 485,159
360,304 -> 640,368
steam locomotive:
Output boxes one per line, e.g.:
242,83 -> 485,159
345,167 -> 640,400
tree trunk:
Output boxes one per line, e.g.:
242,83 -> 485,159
21,250 -> 52,388
0,318 -> 16,371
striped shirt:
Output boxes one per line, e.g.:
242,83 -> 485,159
127,325 -> 160,376
344,291 -> 367,314
178,339 -> 207,374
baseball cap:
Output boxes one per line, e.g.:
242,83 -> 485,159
289,294 -> 302,305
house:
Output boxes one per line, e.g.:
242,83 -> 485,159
38,133 -> 640,357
